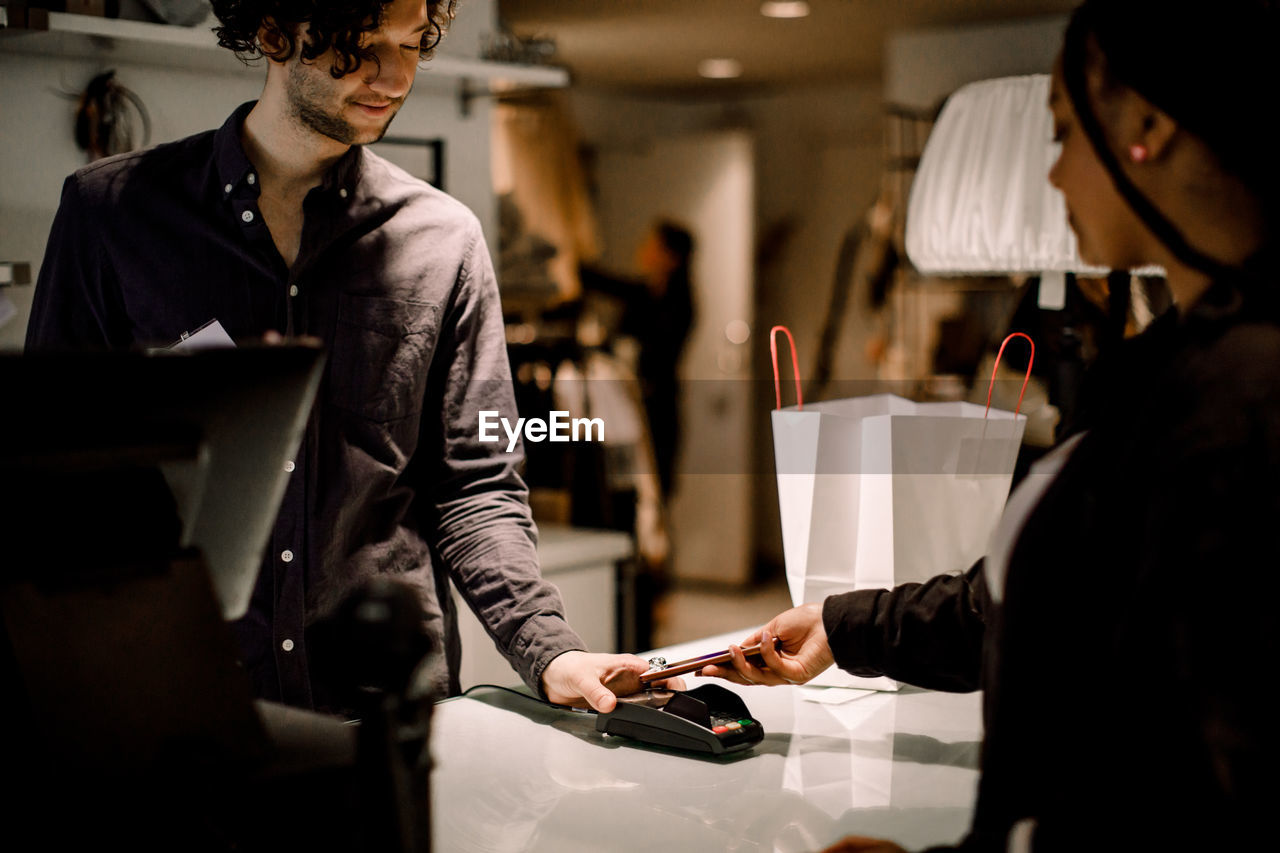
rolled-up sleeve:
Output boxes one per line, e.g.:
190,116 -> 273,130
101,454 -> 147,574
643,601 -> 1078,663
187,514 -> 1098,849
418,219 -> 585,694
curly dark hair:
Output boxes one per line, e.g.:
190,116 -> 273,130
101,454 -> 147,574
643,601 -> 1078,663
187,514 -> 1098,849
211,1 -> 458,78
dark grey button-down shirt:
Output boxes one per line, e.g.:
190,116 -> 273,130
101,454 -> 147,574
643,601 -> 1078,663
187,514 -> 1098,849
26,102 -> 584,711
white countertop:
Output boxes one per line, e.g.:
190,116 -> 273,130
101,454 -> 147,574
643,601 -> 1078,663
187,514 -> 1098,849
430,630 -> 983,852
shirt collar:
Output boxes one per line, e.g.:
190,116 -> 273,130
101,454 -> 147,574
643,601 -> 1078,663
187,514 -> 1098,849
319,144 -> 363,203
214,100 -> 364,203
214,101 -> 259,200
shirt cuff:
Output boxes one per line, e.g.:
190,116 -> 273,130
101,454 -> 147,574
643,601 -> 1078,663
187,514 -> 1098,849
822,588 -> 892,677
508,614 -> 586,697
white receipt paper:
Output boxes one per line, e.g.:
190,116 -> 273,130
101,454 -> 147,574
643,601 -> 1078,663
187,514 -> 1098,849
171,319 -> 236,351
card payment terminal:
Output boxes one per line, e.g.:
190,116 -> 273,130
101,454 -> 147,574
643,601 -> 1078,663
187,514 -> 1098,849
594,684 -> 763,755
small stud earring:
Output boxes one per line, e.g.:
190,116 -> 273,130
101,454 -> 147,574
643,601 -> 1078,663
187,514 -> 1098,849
1129,144 -> 1148,163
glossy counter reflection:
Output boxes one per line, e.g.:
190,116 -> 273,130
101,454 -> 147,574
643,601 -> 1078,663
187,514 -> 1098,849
431,632 -> 982,852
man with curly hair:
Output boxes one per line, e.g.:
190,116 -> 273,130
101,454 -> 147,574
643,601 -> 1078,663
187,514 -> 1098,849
26,0 -> 653,716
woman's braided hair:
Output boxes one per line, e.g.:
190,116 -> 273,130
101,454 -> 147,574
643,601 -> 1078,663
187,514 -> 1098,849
1063,0 -> 1280,282
211,1 -> 458,78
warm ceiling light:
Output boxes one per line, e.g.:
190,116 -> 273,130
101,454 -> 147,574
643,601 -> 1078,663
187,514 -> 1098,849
761,1 -> 810,18
698,58 -> 743,79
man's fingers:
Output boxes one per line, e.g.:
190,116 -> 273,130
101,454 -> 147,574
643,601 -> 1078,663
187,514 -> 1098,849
602,666 -> 643,695
580,676 -> 617,713
620,654 -> 653,676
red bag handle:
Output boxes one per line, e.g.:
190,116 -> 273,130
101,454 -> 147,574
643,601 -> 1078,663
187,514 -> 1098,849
984,332 -> 1036,417
770,325 -> 802,411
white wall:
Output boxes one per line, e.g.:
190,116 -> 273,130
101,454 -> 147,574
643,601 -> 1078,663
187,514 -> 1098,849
566,12 -> 1073,580
885,14 -> 1068,110
590,129 -> 756,584
568,81 -> 885,583
0,0 -> 499,350
572,84 -> 892,386
569,81 -> 887,389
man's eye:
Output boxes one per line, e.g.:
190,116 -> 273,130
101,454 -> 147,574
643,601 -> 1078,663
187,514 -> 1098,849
1051,125 -> 1066,144
401,44 -> 420,52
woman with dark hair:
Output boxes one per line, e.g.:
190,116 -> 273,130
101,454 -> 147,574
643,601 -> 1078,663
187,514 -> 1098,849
631,220 -> 695,500
709,2 -> 1280,850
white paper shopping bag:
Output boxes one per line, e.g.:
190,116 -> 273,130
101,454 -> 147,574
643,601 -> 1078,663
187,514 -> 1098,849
770,327 -> 1031,689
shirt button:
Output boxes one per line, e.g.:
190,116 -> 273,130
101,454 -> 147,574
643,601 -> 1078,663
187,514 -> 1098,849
339,188 -> 349,199
224,183 -> 233,194
248,173 -> 257,185
281,549 -> 294,563
289,285 -> 299,297
284,460 -> 295,473
281,639 -> 294,652
241,210 -> 254,223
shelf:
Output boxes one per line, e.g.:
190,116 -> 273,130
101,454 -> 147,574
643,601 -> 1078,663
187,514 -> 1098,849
0,11 -> 570,91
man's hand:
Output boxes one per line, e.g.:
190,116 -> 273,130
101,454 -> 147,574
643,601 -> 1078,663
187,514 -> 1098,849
541,651 -> 684,713
700,602 -> 834,686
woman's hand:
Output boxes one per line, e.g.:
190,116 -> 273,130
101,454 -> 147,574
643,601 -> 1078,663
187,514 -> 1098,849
700,603 -> 834,686
821,836 -> 909,853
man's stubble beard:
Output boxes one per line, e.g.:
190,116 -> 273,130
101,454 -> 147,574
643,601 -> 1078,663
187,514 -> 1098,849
286,61 -> 399,146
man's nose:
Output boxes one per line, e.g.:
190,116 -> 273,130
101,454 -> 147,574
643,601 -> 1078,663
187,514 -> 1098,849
363,47 -> 414,97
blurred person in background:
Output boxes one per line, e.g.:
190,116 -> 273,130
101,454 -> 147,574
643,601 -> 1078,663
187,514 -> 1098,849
580,219 -> 696,502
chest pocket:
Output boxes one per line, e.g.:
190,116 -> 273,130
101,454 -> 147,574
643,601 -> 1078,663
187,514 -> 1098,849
327,292 -> 440,423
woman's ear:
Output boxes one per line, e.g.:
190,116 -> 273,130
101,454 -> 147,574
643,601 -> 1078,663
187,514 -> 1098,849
1137,108 -> 1178,162
1122,90 -> 1177,163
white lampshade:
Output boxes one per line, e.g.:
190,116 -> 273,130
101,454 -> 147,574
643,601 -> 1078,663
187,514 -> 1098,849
905,74 -> 1156,278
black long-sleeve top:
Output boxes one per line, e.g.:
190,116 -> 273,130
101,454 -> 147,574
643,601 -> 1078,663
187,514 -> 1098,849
820,282 -> 1280,851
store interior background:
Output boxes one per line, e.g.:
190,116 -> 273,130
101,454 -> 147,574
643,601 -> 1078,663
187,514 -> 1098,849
0,0 -> 1079,653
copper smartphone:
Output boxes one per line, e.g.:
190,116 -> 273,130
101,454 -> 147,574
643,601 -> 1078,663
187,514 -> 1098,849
639,637 -> 781,684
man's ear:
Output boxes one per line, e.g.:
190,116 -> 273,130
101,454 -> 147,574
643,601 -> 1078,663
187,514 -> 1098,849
257,17 -> 291,63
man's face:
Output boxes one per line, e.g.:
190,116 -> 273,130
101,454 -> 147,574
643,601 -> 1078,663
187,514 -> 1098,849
286,0 -> 431,145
